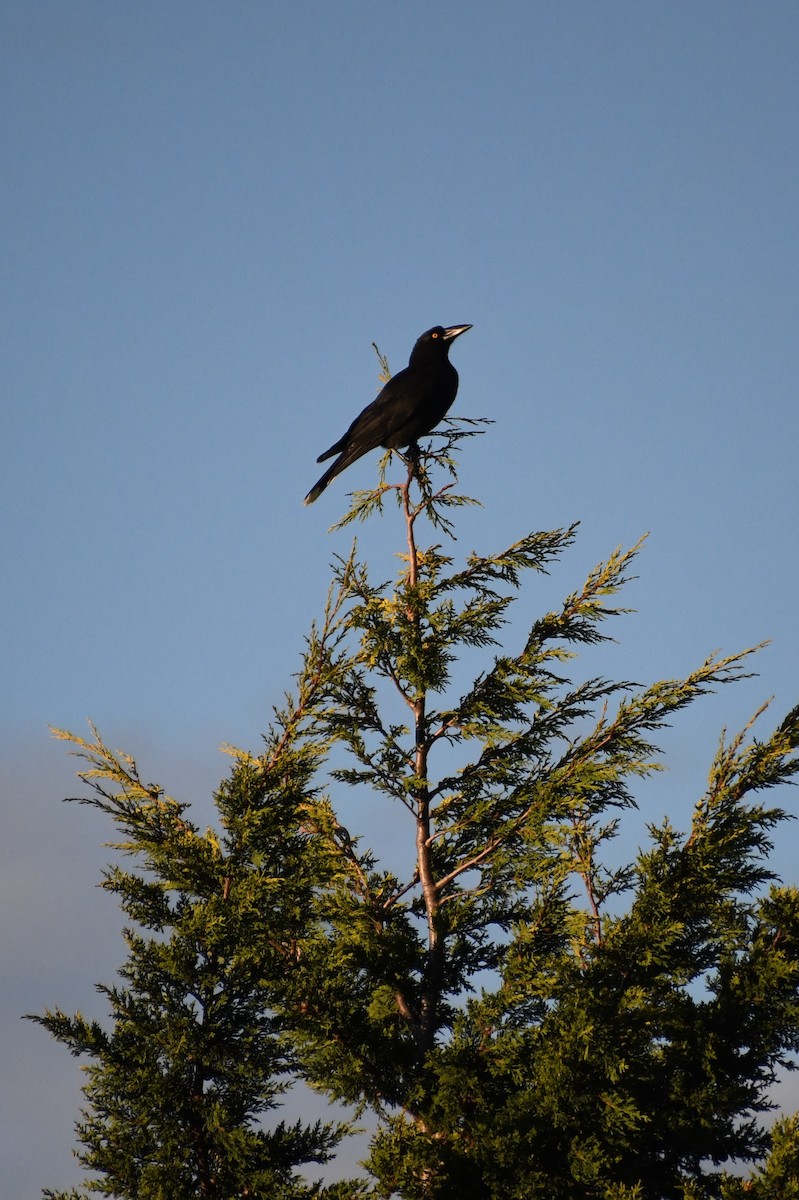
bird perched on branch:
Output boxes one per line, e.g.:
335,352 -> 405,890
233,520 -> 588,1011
304,324 -> 472,504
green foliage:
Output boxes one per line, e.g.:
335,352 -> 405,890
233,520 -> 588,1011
31,585 -> 362,1200
287,435 -> 799,1198
36,431 -> 799,1198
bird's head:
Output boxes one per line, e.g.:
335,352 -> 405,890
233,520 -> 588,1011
411,324 -> 472,363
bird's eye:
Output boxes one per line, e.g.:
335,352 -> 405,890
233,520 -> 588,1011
431,331 -> 439,338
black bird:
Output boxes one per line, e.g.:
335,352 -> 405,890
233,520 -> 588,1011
304,324 -> 472,504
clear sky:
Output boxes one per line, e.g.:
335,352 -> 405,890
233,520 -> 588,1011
2,3 -> 798,1194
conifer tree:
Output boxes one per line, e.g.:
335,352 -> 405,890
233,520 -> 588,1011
36,425 -> 799,1200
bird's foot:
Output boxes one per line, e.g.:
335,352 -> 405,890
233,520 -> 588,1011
402,442 -> 423,487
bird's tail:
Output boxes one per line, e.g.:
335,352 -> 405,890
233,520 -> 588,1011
304,457 -> 344,505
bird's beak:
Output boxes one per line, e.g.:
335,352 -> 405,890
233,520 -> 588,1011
442,324 -> 472,342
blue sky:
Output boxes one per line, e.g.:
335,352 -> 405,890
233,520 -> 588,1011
2,3 -> 798,1194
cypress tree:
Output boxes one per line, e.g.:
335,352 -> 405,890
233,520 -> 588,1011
36,425 -> 799,1199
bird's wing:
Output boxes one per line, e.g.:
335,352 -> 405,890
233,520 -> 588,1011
316,377 -> 409,461
344,367 -> 433,448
